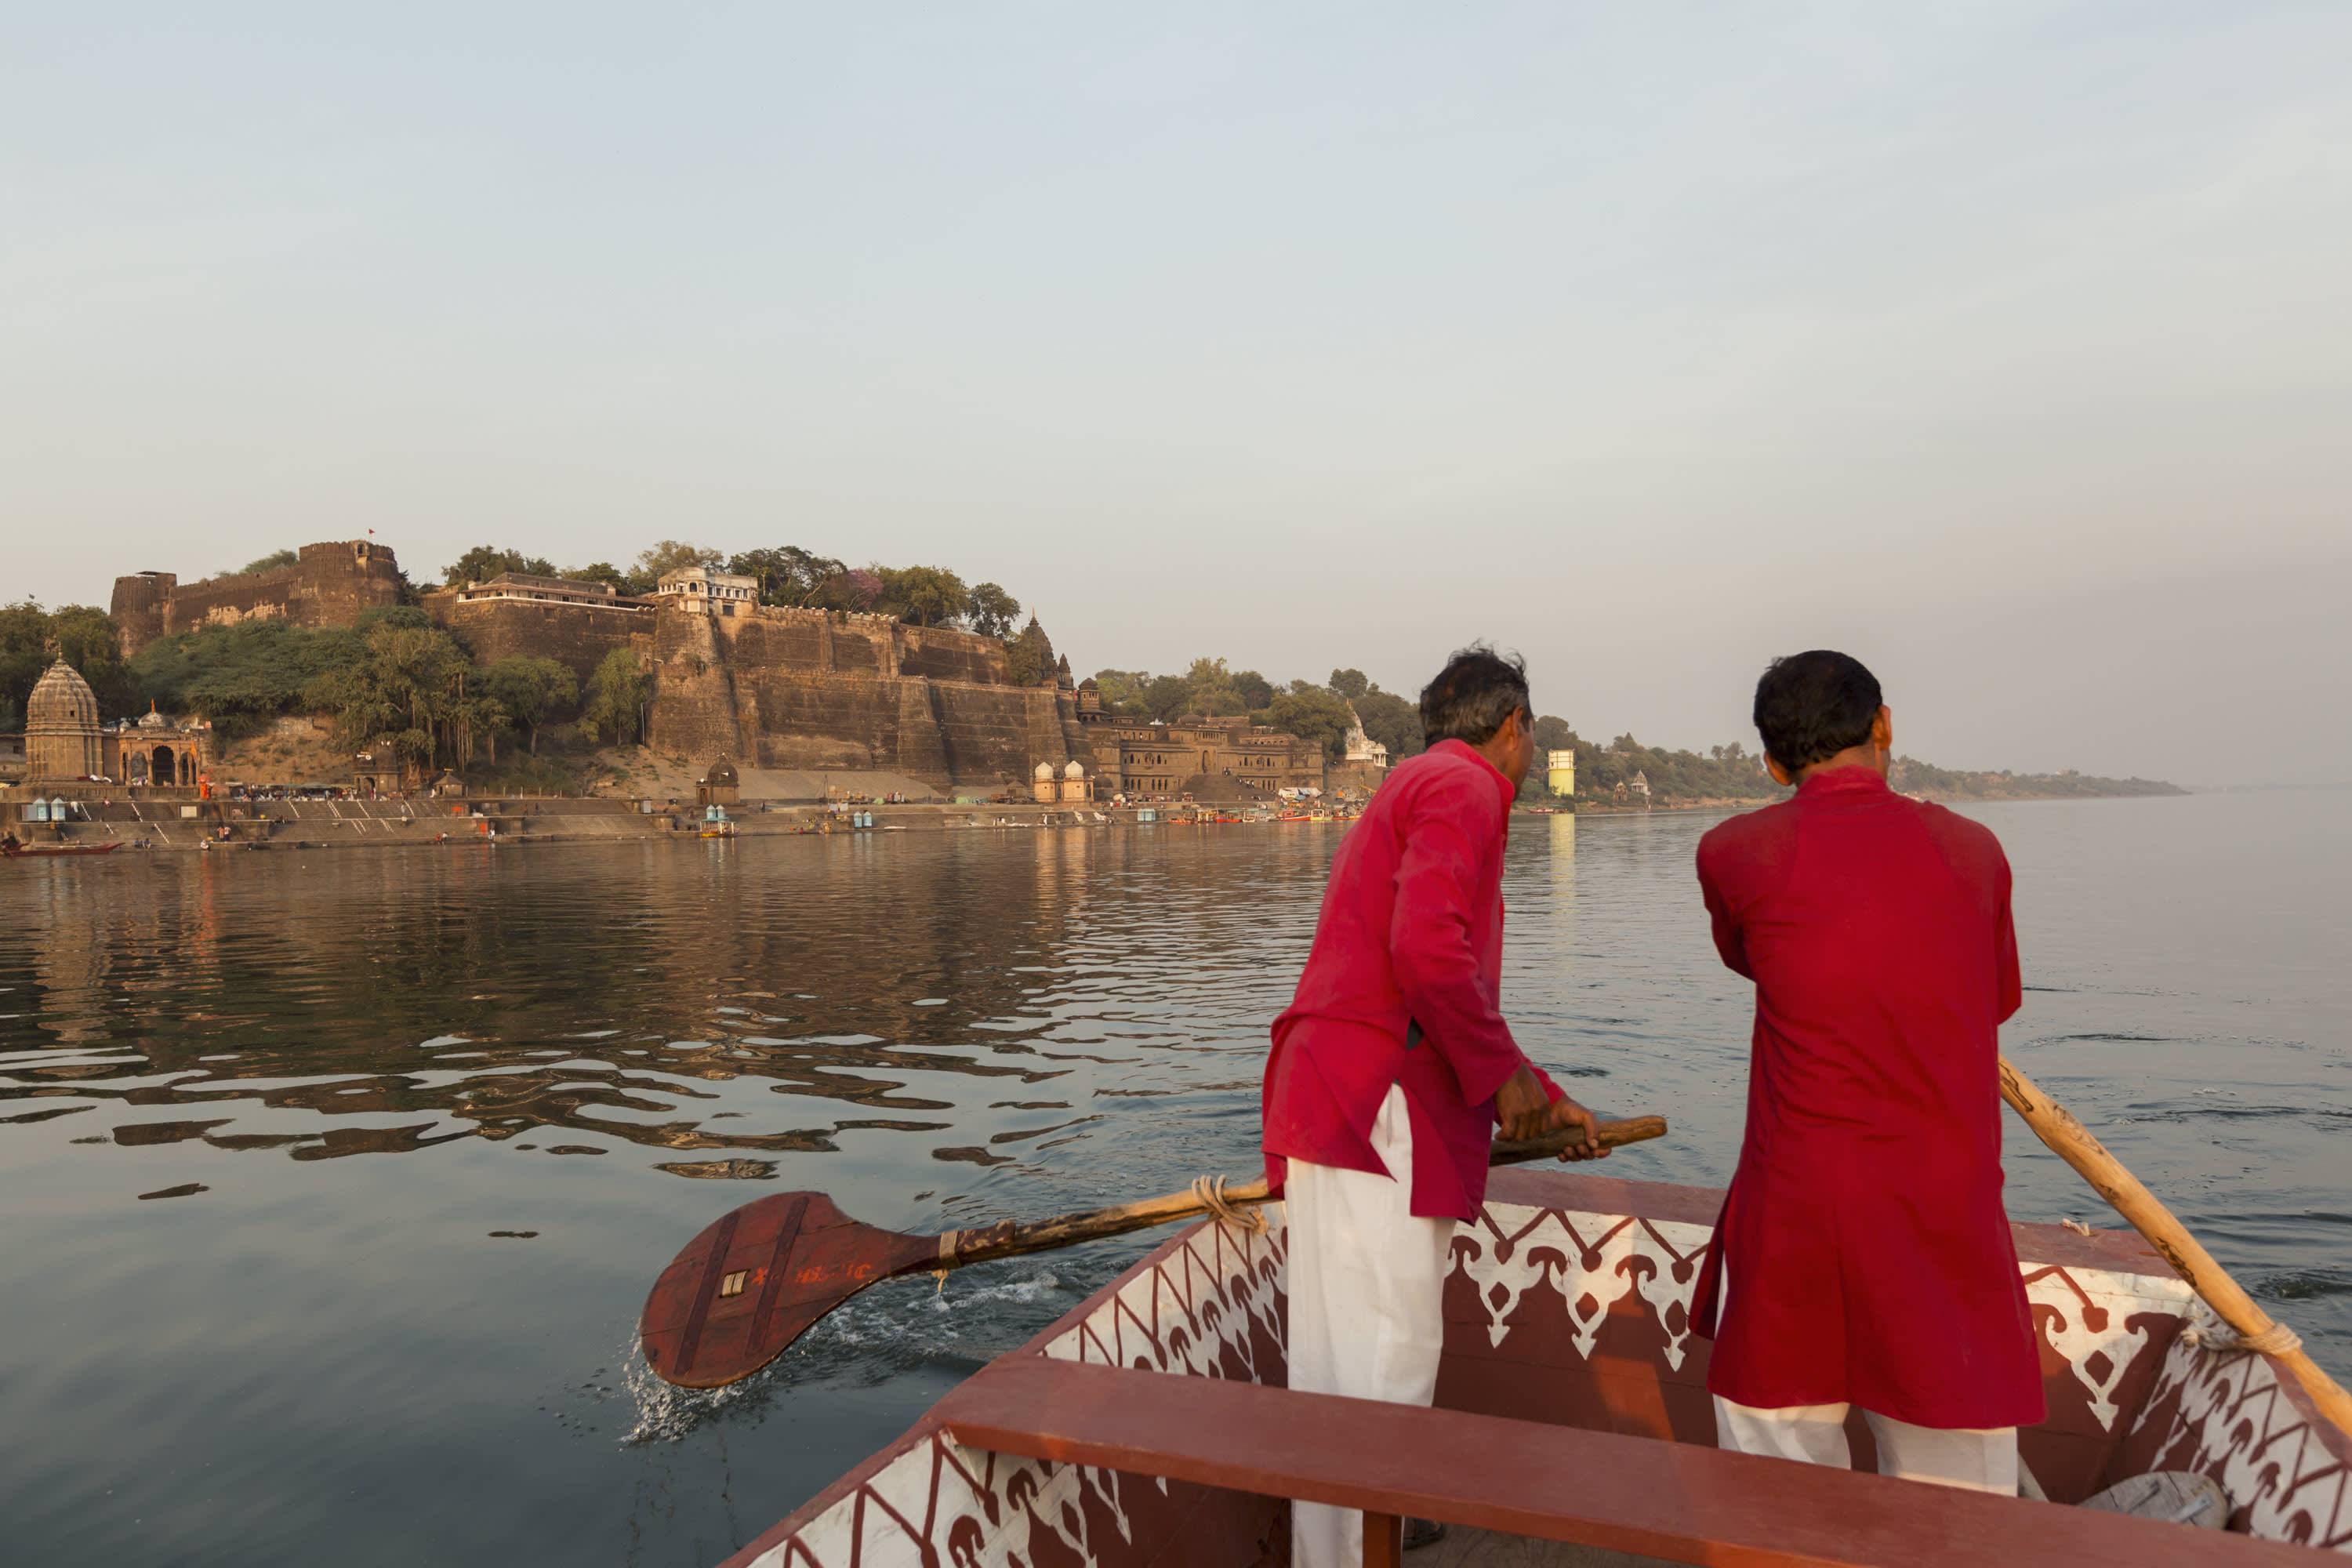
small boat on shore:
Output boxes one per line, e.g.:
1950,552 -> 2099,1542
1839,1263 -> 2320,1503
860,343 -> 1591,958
2,840 -> 122,859
716,1166 -> 2347,1566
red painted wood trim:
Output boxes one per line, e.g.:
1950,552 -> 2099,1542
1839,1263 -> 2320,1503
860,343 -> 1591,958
935,1357 -> 2325,1566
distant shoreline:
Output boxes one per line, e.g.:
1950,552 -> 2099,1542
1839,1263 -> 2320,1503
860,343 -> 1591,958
1552,780 -> 2190,817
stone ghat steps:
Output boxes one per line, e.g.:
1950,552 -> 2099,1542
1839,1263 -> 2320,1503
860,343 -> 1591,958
14,799 -> 1174,851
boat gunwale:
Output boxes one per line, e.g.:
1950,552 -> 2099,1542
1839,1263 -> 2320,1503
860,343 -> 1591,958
719,1166 -> 2347,1566
717,1207 -> 1221,1568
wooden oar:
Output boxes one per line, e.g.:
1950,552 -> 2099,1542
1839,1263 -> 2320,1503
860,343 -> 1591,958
640,1113 -> 1668,1390
1999,1054 -> 2352,1439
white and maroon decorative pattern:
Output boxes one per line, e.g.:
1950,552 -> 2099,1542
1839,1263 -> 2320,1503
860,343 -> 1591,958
1040,1207 -> 1287,1379
2125,1319 -> 2352,1552
739,1212 -> 1290,1568
2020,1263 -> 2192,1430
1452,1204 -> 1709,1367
770,1434 -> 1141,1568
733,1180 -> 2347,1565
1457,1203 -> 2198,1436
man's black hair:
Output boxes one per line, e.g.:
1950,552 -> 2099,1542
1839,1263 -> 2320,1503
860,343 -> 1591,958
1419,644 -> 1530,747
1753,650 -> 1882,771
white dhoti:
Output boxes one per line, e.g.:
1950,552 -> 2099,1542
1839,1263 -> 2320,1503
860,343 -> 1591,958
1711,1262 -> 2018,1495
1284,1083 -> 1454,1568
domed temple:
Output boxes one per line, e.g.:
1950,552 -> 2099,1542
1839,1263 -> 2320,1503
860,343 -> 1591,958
25,662 -> 103,782
8,661 -> 215,789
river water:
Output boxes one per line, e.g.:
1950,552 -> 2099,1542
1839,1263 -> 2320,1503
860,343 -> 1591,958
2,792 -> 2344,1565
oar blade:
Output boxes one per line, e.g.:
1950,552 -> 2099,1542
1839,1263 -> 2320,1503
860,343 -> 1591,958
640,1192 -> 936,1389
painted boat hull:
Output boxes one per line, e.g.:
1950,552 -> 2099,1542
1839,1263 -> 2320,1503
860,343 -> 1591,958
722,1167 -> 2350,1565
2,842 -> 123,858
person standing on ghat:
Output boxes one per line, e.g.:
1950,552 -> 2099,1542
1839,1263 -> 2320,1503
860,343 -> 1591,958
1690,650 -> 2043,1492
1261,644 -> 1608,1568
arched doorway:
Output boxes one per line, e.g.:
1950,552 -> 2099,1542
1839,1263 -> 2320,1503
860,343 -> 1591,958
153,745 -> 176,787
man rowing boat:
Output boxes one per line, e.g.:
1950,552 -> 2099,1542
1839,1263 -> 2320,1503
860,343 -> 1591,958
1262,644 -> 1606,1568
1693,650 -> 2043,1492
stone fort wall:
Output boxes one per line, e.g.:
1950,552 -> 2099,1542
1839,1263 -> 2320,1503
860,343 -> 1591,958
111,541 -> 404,656
111,544 -> 1090,788
427,595 -> 648,685
646,607 -> 1089,787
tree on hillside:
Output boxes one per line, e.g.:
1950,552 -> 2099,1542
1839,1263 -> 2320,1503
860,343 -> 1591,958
480,656 -> 579,753
445,545 -> 557,586
1184,657 -> 1249,716
569,561 -> 635,595
634,540 -> 724,587
880,565 -> 971,628
1142,673 -> 1192,720
0,599 -> 53,729
1264,688 -> 1356,762
235,549 -> 299,575
782,549 -> 849,604
1233,669 -> 1274,710
307,621 -> 504,775
1,601 -> 137,724
726,549 -> 790,604
579,648 -> 652,747
967,583 -> 1021,640
1328,668 -> 1370,700
1090,669 -> 1153,717
833,567 -> 883,612
1530,715 -> 1577,754
1352,688 -> 1423,761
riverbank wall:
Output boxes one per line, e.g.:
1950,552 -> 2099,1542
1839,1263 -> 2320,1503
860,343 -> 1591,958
9,797 -> 1250,854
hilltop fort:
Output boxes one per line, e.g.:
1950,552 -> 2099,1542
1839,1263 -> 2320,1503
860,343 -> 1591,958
104,543 -> 1330,797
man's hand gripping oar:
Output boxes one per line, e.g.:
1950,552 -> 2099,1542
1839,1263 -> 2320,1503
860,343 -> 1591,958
639,1112 -> 1667,1391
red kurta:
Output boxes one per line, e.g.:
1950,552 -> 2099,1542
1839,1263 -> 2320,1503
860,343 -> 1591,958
1691,766 -> 2044,1429
1263,739 -> 1559,1221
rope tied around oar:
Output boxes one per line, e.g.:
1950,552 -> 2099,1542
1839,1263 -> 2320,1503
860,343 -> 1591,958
1189,1174 -> 1268,1233
2179,1301 -> 2303,1358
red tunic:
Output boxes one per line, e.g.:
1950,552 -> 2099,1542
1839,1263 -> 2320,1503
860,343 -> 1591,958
1262,739 -> 1559,1221
1691,766 -> 2044,1429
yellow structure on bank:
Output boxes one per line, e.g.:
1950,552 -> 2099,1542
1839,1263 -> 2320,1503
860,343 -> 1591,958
1547,749 -> 1576,798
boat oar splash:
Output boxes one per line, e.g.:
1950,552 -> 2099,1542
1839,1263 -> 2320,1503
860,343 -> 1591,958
640,1113 -> 1668,1391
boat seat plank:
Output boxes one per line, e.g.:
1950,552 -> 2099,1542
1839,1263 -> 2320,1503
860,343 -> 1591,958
935,1357 -> 2318,1567
1420,1528 -> 1671,1568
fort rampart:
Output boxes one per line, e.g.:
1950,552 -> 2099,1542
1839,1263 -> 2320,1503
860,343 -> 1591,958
111,542 -> 403,656
645,605 -> 1091,787
103,544 -> 1305,794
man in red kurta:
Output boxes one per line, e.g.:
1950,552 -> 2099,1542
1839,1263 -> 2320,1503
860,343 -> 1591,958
1264,646 -> 1604,1568
1693,649 -> 2043,1494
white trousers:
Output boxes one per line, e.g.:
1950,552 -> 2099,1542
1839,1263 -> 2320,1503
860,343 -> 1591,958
1286,1084 -> 1454,1568
1711,1263 -> 2018,1495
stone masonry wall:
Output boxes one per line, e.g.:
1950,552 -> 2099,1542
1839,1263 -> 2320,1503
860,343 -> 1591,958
108,545 -> 1083,788
644,608 -> 1087,786
426,594 -> 647,685
112,541 -> 403,656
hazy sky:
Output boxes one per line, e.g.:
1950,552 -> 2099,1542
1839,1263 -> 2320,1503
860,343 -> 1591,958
5,5 -> 2347,784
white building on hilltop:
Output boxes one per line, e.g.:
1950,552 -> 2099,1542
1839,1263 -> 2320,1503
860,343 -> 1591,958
654,565 -> 759,616
1343,705 -> 1388,769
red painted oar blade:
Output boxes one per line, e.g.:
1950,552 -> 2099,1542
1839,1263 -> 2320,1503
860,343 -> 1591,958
639,1192 -> 937,1390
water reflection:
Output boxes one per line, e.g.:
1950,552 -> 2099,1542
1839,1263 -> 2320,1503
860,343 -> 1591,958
0,834 -> 1326,1187
1,799 -> 2343,1568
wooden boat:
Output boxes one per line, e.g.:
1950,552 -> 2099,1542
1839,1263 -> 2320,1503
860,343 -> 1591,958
719,1167 -> 2347,1566
2,840 -> 122,858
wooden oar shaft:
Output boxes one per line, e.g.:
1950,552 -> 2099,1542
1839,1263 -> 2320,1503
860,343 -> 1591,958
934,1114 -> 1668,1270
1998,1054 -> 2352,1439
